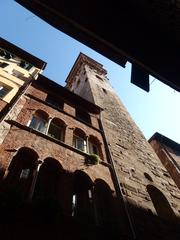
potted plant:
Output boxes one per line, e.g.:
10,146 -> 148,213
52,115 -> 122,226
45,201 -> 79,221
85,154 -> 100,165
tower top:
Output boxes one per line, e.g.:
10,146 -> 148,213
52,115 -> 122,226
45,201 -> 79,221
65,53 -> 107,86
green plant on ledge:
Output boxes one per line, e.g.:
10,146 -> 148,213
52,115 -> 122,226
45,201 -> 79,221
85,154 -> 100,165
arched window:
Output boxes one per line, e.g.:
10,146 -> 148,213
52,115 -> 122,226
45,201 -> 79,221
7,147 -> 38,198
48,118 -> 65,141
88,135 -> 102,158
72,171 -> 93,222
73,128 -> 87,152
29,110 -> 48,133
94,179 -> 114,226
147,185 -> 176,221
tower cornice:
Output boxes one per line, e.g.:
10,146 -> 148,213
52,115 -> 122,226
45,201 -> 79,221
65,53 -> 107,87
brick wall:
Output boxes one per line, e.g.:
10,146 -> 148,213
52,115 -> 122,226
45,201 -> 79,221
67,60 -> 180,239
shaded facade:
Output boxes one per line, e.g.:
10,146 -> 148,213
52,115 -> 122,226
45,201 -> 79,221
149,132 -> 180,190
0,40 -> 180,240
66,53 -> 180,239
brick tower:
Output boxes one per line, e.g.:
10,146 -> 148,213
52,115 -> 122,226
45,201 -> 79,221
0,39 -> 180,240
66,53 -> 180,239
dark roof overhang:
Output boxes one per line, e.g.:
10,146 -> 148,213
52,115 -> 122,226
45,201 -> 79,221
15,0 -> 180,92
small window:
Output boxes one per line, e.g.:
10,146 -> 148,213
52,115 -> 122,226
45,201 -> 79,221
0,49 -> 13,59
72,194 -> 77,216
12,70 -> 24,79
144,172 -> 153,181
88,136 -> 102,158
0,62 -> 9,68
29,110 -> 48,133
73,128 -> 87,152
163,172 -> 170,178
76,109 -> 91,124
46,95 -> 63,109
74,135 -> 86,151
19,60 -> 33,71
0,84 -> 12,99
20,169 -> 30,179
89,142 -> 99,155
102,88 -> 107,94
77,79 -> 80,86
96,75 -> 103,81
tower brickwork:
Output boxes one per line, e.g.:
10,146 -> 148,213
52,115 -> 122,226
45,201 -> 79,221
66,53 -> 180,239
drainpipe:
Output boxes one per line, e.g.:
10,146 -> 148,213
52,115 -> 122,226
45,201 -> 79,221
99,111 -> 137,240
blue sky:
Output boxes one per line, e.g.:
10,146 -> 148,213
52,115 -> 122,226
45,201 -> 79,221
1,1 -> 180,143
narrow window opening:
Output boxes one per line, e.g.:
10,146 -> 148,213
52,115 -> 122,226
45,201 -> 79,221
12,69 -> 24,79
19,60 -> 33,71
102,88 -> 107,94
96,75 -> 103,81
0,84 -> 12,99
144,172 -> 153,182
46,95 -> 63,109
20,169 -> 30,179
76,108 -> 91,124
77,79 -> 80,86
163,172 -> 170,178
72,194 -> 77,216
0,62 -> 9,68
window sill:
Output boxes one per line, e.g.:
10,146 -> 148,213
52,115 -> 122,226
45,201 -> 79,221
6,119 -> 111,168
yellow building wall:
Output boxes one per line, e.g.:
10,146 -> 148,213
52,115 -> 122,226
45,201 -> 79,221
0,56 -> 41,103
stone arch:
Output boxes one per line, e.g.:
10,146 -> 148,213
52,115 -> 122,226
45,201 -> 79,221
34,157 -> 63,201
94,179 -> 114,226
6,147 -> 38,198
147,185 -> 176,221
72,170 -> 93,222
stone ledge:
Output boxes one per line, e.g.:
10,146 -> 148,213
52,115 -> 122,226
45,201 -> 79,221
5,119 -> 112,169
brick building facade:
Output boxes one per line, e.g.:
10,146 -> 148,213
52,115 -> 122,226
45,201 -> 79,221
0,40 -> 180,240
